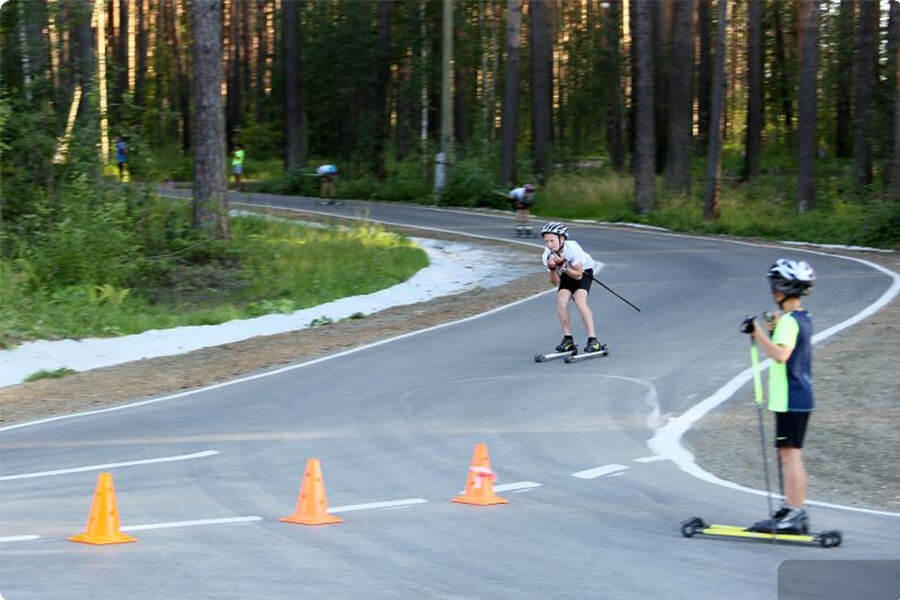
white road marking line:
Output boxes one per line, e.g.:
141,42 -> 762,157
0,450 -> 219,481
328,498 -> 428,513
121,516 -> 261,532
0,535 -> 41,543
493,481 -> 542,493
571,464 -> 629,479
633,455 -> 667,463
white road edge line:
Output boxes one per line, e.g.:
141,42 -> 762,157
571,465 -> 629,479
648,254 -> 900,519
633,455 -> 667,463
121,516 -> 262,532
0,450 -> 219,481
0,535 -> 41,543
328,498 -> 428,513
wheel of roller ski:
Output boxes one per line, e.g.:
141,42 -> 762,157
819,532 -> 842,548
680,517 -> 704,537
534,354 -> 545,363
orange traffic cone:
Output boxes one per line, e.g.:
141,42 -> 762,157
452,443 -> 509,506
281,458 -> 343,525
69,473 -> 138,545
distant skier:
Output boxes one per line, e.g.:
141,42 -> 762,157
509,183 -> 535,236
540,222 -> 605,355
316,164 -> 338,204
744,259 -> 816,534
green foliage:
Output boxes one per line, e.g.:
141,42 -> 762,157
440,157 -> 506,208
24,368 -> 77,382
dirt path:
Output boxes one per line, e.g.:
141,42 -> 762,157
1,225 -> 896,513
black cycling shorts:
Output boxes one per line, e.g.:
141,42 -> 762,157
558,269 -> 593,295
775,411 -> 811,448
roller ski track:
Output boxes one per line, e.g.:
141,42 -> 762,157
680,516 -> 842,548
534,345 -> 609,364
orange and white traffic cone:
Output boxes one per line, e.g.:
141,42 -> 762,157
451,443 -> 509,506
69,473 -> 138,545
281,458 -> 343,525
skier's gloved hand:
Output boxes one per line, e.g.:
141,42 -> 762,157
739,315 -> 756,334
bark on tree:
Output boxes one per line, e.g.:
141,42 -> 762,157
499,0 -> 523,186
191,0 -> 229,239
703,0 -> 728,220
743,0 -> 762,181
665,0 -> 694,192
605,0 -> 624,172
835,0 -> 854,158
374,0 -> 393,177
282,0 -> 305,171
697,0 -> 712,152
633,0 -> 656,214
891,0 -> 900,195
773,3 -> 794,145
135,0 -> 146,106
853,0 -> 878,187
796,0 -> 819,213
530,0 -> 552,182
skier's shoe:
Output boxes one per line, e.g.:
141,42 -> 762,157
584,338 -> 606,353
555,336 -> 576,353
748,507 -> 809,534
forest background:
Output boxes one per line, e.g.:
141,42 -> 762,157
0,0 -> 898,349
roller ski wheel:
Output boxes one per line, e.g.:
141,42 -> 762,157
680,516 -> 706,538
534,349 -> 576,363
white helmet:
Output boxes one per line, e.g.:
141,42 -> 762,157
768,259 -> 815,296
540,222 -> 568,238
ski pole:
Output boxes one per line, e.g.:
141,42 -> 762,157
551,250 -> 641,312
750,338 -> 777,543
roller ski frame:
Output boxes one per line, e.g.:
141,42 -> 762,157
680,516 -> 842,548
514,225 -> 533,237
534,349 -> 576,362
564,345 -> 608,363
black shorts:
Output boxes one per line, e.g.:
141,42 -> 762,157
775,411 -> 811,448
558,269 -> 593,294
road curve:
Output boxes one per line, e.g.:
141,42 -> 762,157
1,192 -> 897,600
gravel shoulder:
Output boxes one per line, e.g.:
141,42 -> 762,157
1,222 -> 896,513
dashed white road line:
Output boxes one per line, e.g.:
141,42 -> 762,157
493,481 -> 542,493
328,498 -> 428,513
120,516 -> 262,532
571,465 -> 629,479
0,450 -> 219,481
0,535 -> 41,543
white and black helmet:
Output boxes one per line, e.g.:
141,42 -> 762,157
768,259 -> 815,296
540,222 -> 568,238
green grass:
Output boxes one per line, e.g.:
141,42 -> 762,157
24,368 -> 77,382
0,215 -> 428,347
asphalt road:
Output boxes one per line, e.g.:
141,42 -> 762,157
1,192 -> 898,599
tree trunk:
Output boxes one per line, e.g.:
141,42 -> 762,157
395,52 -> 414,161
255,0 -> 267,123
653,0 -> 671,173
665,0 -> 694,192
886,0 -> 899,188
500,0 -> 523,186
890,0 -> 900,194
374,0 -> 393,177
796,0 -> 819,213
282,0 -> 303,171
605,0 -> 624,172
135,0 -> 146,106
191,0 -> 229,239
742,0 -> 762,181
853,0 -> 878,187
697,0 -> 712,152
454,65 -> 468,149
703,0 -> 728,220
530,0 -> 552,182
773,3 -> 794,145
835,0 -> 854,158
633,0 -> 656,214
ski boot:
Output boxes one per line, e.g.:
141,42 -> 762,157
584,337 -> 607,354
747,507 -> 809,534
555,336 -> 576,353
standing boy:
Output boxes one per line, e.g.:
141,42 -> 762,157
745,259 -> 816,534
509,183 -> 535,236
232,144 -> 245,190
540,222 -> 605,354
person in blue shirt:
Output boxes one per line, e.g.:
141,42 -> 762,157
745,259 -> 816,534
115,136 -> 128,181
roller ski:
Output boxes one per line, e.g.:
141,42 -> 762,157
680,515 -> 841,548
534,336 -> 577,362
563,338 -> 609,363
514,224 -> 533,237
